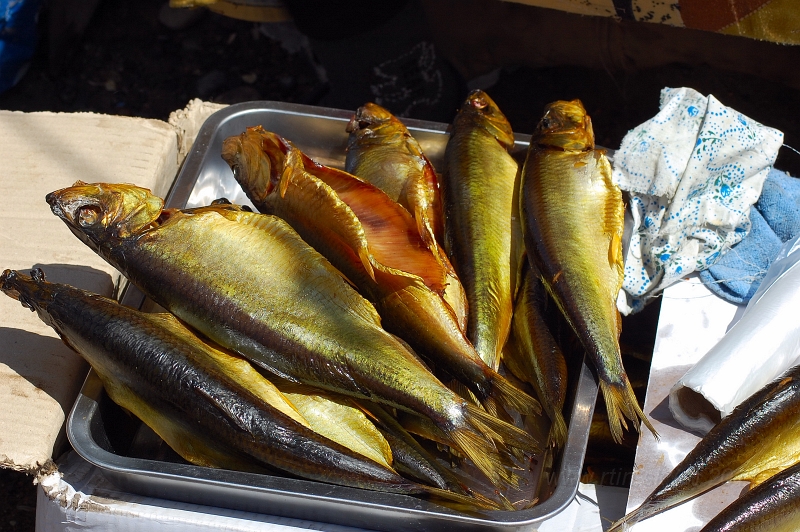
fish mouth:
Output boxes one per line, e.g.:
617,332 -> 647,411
46,182 -> 108,229
347,103 -> 392,133
45,187 -> 109,252
0,268 -> 47,312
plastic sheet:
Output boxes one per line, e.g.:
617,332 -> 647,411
669,234 -> 800,434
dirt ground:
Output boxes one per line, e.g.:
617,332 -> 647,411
1,0 -> 800,530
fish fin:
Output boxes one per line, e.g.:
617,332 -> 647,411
487,373 -> 542,417
278,160 -> 294,199
465,403 -> 542,453
609,232 -> 623,270
447,379 -> 482,407
481,395 -> 500,419
607,489 -> 682,532
600,380 -> 659,443
358,247 -> 377,282
193,386 -> 254,435
740,468 -> 782,487
447,424 -> 520,489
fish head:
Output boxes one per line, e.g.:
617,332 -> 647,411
346,103 -> 395,134
1,268 -> 49,311
221,126 -> 284,204
533,100 -> 595,151
46,181 -> 164,252
453,90 -> 516,149
0,268 -> 63,332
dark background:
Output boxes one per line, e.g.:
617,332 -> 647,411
1,0 -> 799,530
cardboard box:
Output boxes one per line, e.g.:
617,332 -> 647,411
0,99 -> 225,473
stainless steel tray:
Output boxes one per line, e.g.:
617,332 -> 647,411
67,101 -> 599,532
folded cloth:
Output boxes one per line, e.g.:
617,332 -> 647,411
699,168 -> 800,303
612,87 -> 784,314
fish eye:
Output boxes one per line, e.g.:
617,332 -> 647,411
77,205 -> 102,227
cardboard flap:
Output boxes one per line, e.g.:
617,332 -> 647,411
0,108 -> 183,471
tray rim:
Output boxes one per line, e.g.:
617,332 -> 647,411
66,99 -> 599,531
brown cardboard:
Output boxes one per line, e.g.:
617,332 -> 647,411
0,100 -> 224,473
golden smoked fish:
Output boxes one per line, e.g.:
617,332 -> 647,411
699,461 -> 800,532
46,182 -> 538,489
441,90 -> 518,371
505,261 -> 568,448
520,99 -> 656,442
345,102 -> 467,329
608,364 -> 800,531
221,128 -> 540,421
0,268 -> 426,493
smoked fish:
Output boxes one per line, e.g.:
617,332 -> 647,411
608,363 -> 800,531
441,89 -> 518,371
520,99 -> 656,442
345,102 -> 467,329
46,182 -> 538,489
221,127 -> 540,421
699,460 -> 800,532
0,268 -> 422,493
506,260 -> 569,448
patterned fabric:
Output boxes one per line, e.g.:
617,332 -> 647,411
508,0 -> 800,45
612,87 -> 784,314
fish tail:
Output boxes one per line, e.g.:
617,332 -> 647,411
465,403 -> 542,453
606,499 -> 665,532
487,373 -> 543,416
416,485 -> 508,512
548,409 -> 568,449
600,379 -> 659,443
447,423 -> 524,489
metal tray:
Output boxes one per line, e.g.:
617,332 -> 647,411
67,101 -> 599,532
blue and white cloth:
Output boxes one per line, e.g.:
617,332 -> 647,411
699,168 -> 800,304
612,87 -> 784,314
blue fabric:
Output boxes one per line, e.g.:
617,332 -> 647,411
700,168 -> 800,303
0,0 -> 42,94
